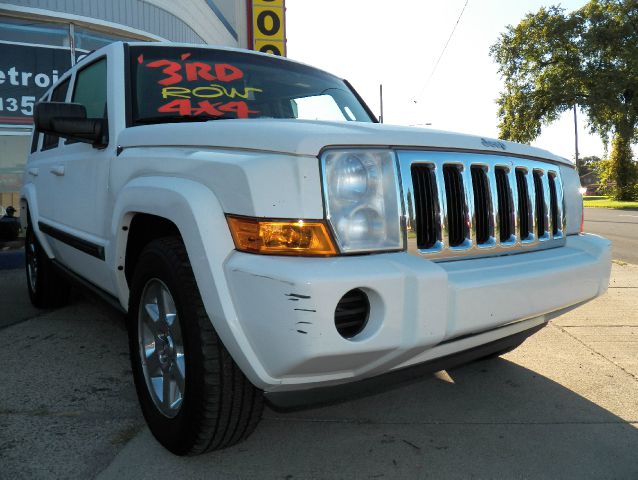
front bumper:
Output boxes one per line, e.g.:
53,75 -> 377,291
224,234 -> 611,392
266,320 -> 548,409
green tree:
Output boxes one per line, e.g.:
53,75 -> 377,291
490,0 -> 638,200
578,155 -> 602,188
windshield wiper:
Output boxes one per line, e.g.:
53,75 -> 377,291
134,115 -> 231,125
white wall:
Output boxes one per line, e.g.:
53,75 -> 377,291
146,0 -> 247,47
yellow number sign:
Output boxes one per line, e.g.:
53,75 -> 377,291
250,0 -> 286,56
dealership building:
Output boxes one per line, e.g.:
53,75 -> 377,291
0,0 -> 286,214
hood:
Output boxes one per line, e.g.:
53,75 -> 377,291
117,119 -> 573,166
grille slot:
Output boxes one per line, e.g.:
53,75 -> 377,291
443,165 -> 467,247
533,170 -> 546,237
495,167 -> 513,242
400,152 -> 566,260
471,166 -> 490,244
411,164 -> 437,249
515,169 -> 531,240
548,172 -> 559,236
334,289 -> 370,339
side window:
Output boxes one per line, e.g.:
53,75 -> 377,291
41,78 -> 70,151
72,58 -> 107,119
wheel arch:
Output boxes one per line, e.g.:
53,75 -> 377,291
111,176 -> 276,390
123,213 -> 180,286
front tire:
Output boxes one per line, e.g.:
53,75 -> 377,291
128,237 -> 263,455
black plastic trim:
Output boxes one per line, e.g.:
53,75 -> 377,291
471,165 -> 490,244
516,169 -> 530,239
266,321 -> 547,411
123,43 -> 132,129
38,222 -> 105,261
443,164 -> 466,247
343,79 -> 379,123
411,164 -> 437,249
495,167 -> 513,242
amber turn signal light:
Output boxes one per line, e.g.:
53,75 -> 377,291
226,216 -> 338,256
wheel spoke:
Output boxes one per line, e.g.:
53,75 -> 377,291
144,349 -> 161,375
143,285 -> 163,330
163,289 -> 177,318
173,354 -> 186,393
167,315 -> 181,343
144,302 -> 160,322
170,395 -> 183,411
142,305 -> 161,339
157,285 -> 168,325
162,369 -> 172,408
151,375 -> 163,402
165,313 -> 177,328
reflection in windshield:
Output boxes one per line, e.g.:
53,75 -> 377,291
129,46 -> 374,125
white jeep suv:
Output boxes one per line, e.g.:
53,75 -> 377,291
21,42 -> 611,455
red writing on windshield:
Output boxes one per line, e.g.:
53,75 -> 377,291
139,53 -> 258,119
145,59 -> 244,86
158,99 -> 257,118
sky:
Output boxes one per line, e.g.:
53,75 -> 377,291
285,0 -> 606,162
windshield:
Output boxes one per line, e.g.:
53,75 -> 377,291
128,45 -> 374,125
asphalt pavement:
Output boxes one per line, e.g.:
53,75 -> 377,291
584,207 -> 638,264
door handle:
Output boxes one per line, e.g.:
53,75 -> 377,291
27,167 -> 39,176
50,165 -> 65,176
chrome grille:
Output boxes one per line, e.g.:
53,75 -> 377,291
399,151 -> 566,260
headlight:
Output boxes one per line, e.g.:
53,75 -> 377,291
334,154 -> 369,200
322,149 -> 403,253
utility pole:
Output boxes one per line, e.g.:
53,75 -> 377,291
573,104 -> 580,172
379,84 -> 384,123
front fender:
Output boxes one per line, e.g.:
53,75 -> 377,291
111,176 -> 278,389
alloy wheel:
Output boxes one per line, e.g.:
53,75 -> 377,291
138,278 -> 186,418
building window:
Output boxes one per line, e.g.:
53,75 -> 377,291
74,25 -> 139,52
0,16 -> 70,47
0,135 -> 30,194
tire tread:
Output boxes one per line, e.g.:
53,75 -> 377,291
132,237 -> 263,455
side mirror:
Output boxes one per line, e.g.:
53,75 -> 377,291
34,102 -> 107,148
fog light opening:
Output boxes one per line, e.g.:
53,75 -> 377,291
334,289 -> 370,339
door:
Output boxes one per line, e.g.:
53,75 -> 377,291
29,77 -> 71,230
40,56 -> 115,291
